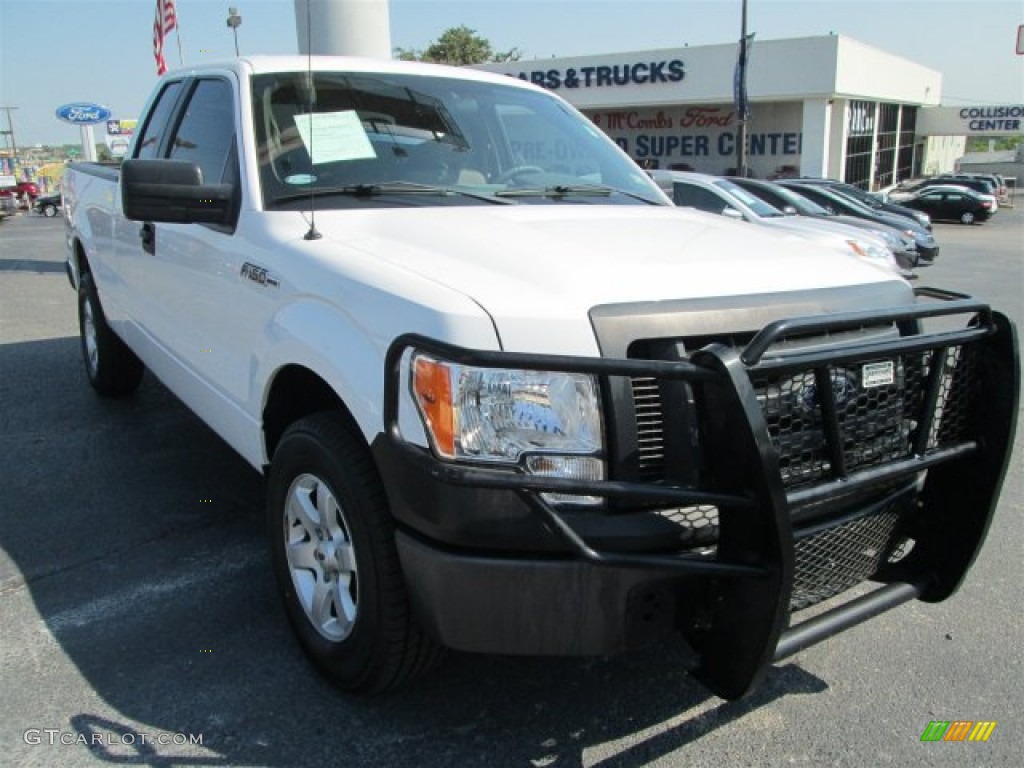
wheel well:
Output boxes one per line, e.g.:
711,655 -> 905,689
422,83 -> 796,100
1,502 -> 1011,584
262,365 -> 361,463
76,240 -> 91,275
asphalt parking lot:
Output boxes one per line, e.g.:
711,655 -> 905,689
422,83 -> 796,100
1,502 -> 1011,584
1,205 -> 1021,767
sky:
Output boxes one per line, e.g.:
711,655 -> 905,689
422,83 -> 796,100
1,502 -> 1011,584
1,0 -> 1022,147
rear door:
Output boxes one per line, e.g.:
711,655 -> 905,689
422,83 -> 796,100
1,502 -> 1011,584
914,191 -> 946,219
943,192 -> 971,219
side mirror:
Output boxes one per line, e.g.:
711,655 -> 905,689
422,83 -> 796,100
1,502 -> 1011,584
722,206 -> 745,221
122,159 -> 235,225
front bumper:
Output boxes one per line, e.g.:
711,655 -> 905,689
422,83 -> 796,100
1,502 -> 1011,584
916,242 -> 940,262
893,247 -> 918,271
378,288 -> 1018,699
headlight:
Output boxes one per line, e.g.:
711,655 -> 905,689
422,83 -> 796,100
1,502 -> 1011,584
846,239 -> 897,271
878,230 -> 901,249
411,353 -> 605,505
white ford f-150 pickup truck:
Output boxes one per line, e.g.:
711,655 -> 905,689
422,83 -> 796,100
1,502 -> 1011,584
63,55 -> 1018,699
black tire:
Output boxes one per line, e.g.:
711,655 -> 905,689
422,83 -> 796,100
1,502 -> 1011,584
78,272 -> 144,397
42,204 -> 58,217
267,412 -> 442,692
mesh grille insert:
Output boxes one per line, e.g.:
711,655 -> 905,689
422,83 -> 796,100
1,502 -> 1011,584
791,508 -> 905,611
623,340 -> 980,611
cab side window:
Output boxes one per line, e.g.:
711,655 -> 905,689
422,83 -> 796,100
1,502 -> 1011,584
135,81 -> 184,159
168,79 -> 237,185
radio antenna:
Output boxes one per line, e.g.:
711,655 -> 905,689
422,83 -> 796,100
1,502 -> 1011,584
303,0 -> 321,241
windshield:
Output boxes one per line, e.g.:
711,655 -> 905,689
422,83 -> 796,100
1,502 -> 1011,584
252,70 -> 664,209
712,179 -> 785,218
770,184 -> 830,216
789,184 -> 877,218
831,183 -> 883,208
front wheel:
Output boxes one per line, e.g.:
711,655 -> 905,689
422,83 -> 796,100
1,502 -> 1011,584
78,272 -> 144,396
960,211 -> 975,225
267,413 -> 441,692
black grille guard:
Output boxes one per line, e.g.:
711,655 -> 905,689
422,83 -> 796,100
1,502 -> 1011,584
382,287 -> 1019,699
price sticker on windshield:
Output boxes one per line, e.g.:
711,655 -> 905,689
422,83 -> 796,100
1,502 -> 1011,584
862,360 -> 895,388
295,110 -> 377,165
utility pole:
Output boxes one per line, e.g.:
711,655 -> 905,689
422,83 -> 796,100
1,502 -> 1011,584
0,106 -> 19,171
735,0 -> 749,177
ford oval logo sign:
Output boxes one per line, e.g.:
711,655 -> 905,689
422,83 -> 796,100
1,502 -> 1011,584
55,103 -> 112,125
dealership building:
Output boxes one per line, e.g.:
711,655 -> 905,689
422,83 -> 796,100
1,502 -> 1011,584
483,34 -> 1022,190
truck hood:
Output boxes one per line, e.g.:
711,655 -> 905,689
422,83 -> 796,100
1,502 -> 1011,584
309,204 -> 909,352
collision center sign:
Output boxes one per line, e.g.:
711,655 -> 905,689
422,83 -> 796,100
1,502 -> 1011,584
917,105 -> 1024,136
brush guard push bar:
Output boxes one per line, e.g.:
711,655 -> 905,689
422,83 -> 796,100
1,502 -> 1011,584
382,288 -> 1019,699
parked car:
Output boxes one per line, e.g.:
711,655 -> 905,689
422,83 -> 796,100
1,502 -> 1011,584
32,193 -> 62,217
728,176 -> 919,270
899,185 -> 994,225
0,193 -> 16,220
777,180 -> 940,263
0,181 -> 40,210
889,178 -> 998,212
650,171 -> 905,275
944,173 -> 1006,200
945,173 -> 1007,205
793,177 -> 933,230
894,176 -> 998,206
62,56 -> 1020,700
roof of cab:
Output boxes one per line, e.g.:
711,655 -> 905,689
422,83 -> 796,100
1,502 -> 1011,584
162,54 -> 540,92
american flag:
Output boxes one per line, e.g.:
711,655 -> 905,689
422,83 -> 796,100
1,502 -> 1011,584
153,0 -> 178,75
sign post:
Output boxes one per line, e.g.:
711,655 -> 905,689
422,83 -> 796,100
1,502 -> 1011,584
80,126 -> 96,161
55,102 -> 112,162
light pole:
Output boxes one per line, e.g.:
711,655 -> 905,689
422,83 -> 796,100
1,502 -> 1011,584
735,0 -> 749,178
227,7 -> 242,56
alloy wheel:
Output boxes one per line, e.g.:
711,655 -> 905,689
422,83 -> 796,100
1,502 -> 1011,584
283,472 -> 359,642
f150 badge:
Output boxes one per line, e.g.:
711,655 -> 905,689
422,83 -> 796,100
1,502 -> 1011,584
240,262 -> 279,288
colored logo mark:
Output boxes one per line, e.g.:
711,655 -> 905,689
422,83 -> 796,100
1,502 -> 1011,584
920,720 -> 996,742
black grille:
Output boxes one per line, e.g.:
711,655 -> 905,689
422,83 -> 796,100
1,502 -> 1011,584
629,345 -> 979,491
626,341 -> 981,611
752,346 -> 978,488
791,508 -> 907,611
653,505 -> 719,548
631,377 -> 665,482
927,346 -> 979,448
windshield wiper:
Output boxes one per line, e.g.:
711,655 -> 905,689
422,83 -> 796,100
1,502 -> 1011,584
494,183 -> 660,204
273,181 -> 512,205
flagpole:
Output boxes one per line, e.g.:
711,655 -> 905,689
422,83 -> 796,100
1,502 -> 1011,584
174,11 -> 185,67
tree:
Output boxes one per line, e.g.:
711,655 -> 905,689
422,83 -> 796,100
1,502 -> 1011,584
395,25 -> 521,65
966,136 -> 1023,153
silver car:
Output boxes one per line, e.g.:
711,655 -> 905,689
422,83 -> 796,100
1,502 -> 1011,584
649,170 -> 909,278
